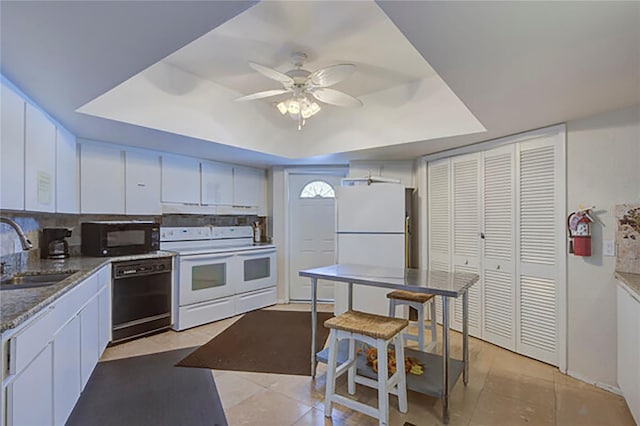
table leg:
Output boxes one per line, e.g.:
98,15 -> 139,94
463,291 -> 469,385
347,282 -> 353,311
311,277 -> 318,378
442,296 -> 450,424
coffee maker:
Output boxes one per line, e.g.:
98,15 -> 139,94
41,228 -> 72,259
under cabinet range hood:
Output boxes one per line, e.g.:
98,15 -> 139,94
161,203 -> 218,215
161,203 -> 258,215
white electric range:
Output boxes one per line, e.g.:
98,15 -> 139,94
160,226 -> 277,330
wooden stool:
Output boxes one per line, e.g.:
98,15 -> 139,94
387,290 -> 438,352
324,310 -> 408,426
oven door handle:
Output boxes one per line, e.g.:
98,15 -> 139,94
180,253 -> 235,261
237,248 -> 276,256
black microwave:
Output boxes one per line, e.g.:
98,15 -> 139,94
81,221 -> 160,257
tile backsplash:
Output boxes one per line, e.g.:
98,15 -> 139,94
615,204 -> 640,274
0,211 -> 260,273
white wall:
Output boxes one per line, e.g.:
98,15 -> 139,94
566,105 -> 640,389
270,167 -> 287,301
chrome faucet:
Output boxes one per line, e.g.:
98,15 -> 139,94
0,217 -> 33,250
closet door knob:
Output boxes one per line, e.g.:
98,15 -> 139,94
464,260 -> 469,265
497,265 -> 501,270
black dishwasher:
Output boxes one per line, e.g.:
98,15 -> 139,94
111,257 -> 172,344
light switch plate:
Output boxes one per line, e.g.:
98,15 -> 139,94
603,240 -> 616,257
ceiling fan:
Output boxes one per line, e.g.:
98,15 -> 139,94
236,52 -> 363,129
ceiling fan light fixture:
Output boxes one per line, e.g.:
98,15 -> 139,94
241,52 -> 359,130
276,101 -> 288,115
300,98 -> 321,119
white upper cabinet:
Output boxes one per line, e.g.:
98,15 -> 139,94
0,83 -> 25,210
201,161 -> 233,206
233,166 -> 265,208
25,103 -> 57,212
80,143 -> 125,214
55,127 -> 78,213
161,154 -> 201,204
125,150 -> 161,215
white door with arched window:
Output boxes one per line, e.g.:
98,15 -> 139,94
288,173 -> 343,301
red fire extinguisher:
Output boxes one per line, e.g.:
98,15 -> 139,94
568,209 -> 593,256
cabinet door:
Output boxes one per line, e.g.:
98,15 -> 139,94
516,136 -> 563,366
617,287 -> 640,424
0,83 -> 25,210
481,144 -> 516,350
98,285 -> 111,353
161,154 -> 200,204
53,316 -> 81,426
201,161 -> 233,205
427,158 -> 451,323
80,296 -> 100,389
125,150 -> 161,214
233,166 -> 264,207
97,265 -> 111,353
8,344 -> 53,426
450,153 -> 482,337
25,103 -> 56,212
80,143 -> 125,214
56,127 -> 78,213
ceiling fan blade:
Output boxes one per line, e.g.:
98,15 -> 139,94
248,62 -> 294,85
235,89 -> 290,102
308,64 -> 356,88
311,88 -> 363,108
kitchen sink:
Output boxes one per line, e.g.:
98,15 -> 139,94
0,270 -> 79,290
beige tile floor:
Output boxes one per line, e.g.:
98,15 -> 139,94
101,304 -> 635,426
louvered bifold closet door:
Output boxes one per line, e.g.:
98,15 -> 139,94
451,153 -> 482,336
428,159 -> 451,324
516,135 -> 564,366
482,145 -> 517,350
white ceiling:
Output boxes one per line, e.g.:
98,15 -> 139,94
1,1 -> 639,166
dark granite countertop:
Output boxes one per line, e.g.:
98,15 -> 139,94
615,270 -> 640,303
1,251 -> 176,334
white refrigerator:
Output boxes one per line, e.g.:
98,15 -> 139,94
334,182 -> 409,316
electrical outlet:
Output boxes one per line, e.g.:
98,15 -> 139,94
603,240 -> 616,257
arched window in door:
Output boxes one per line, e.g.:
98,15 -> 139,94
300,180 -> 335,199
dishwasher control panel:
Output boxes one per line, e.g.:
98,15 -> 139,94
112,257 -> 172,279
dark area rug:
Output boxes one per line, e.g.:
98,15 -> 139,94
177,309 -> 333,376
67,347 -> 227,426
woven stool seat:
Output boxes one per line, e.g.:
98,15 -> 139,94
386,290 -> 435,304
387,290 -> 438,352
324,310 -> 408,341
323,310 -> 408,425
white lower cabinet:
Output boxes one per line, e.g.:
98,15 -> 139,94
1,264 -> 111,426
617,285 -> 640,425
98,286 -> 110,354
53,316 -> 81,426
7,344 -> 54,426
80,296 -> 100,389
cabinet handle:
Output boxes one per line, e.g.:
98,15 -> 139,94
136,183 -> 146,187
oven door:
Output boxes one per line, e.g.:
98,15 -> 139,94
178,252 -> 237,305
236,248 -> 277,293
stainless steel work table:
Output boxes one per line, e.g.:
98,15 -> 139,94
299,264 -> 479,424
